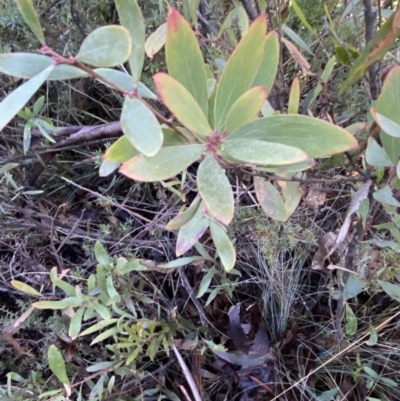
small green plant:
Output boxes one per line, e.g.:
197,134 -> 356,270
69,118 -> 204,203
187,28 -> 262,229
8,241 -> 184,400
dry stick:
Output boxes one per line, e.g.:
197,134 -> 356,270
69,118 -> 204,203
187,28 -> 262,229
172,344 -> 202,401
271,308 -> 400,401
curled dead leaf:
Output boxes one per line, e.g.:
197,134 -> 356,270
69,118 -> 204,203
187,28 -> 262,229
282,38 -> 315,76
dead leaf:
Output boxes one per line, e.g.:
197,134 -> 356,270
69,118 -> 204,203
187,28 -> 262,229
13,306 -> 35,329
227,304 -> 249,352
282,38 -> 316,76
327,180 -> 371,257
304,188 -> 326,210
311,231 -> 337,270
2,323 -> 31,355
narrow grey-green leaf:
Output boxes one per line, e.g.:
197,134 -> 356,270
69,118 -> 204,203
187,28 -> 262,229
197,155 -> 234,225
76,26 -> 132,67
115,0 -> 145,85
15,0 -> 45,44
48,345 -> 70,385
94,68 -> 157,99
345,303 -> 357,335
120,145 -> 204,182
210,221 -> 236,272
166,196 -> 202,230
366,325 -> 378,346
95,241 -> 110,265
121,97 -> 163,157
176,203 -> 209,256
366,137 -> 393,167
0,65 -> 54,131
222,139 -> 309,166
252,31 -> 280,91
197,266 -> 218,298
145,23 -> 167,58
32,298 -> 82,309
214,14 -> 266,130
99,160 -> 120,177
378,280 -> 400,302
69,307 -> 85,339
227,115 -> 358,157
0,53 -> 87,80
158,256 -> 206,268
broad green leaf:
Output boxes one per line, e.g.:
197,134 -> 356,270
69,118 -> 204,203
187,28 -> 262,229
120,144 -> 204,182
99,160 -> 120,177
15,0 -> 45,44
225,86 -> 267,133
332,276 -> 364,300
80,319 -> 118,337
218,6 -> 249,38
166,8 -> 208,115
339,9 -> 400,95
366,137 -> 393,167
261,100 -> 275,117
210,221 -> 236,272
253,31 -> 279,91
214,14 -> 267,130
197,266 -> 218,297
166,196 -> 201,230
32,298 -> 82,309
0,53 -> 87,80
176,203 -> 209,256
94,68 -> 157,99
345,303 -> 357,335
104,136 -> 140,162
121,97 -> 163,157
95,241 -> 110,265
291,0 -> 316,36
197,155 -> 234,225
254,177 -> 287,221
145,23 -> 167,58
48,345 -> 70,385
158,256 -> 207,268
222,139 -> 309,166
0,65 -> 54,131
154,73 -> 212,136
11,280 -> 42,296
69,307 -> 85,339
227,115 -> 358,157
378,280 -> 400,302
114,0 -> 145,85
76,26 -> 132,67
288,77 -> 300,114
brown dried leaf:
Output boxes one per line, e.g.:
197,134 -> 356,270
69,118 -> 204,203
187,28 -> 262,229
304,187 -> 326,210
282,37 -> 315,76
311,231 -> 337,270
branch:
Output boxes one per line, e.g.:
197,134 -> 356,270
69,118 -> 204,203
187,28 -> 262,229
239,0 -> 258,21
362,0 -> 380,99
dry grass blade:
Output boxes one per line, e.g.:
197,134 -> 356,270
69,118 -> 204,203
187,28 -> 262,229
172,343 -> 202,401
